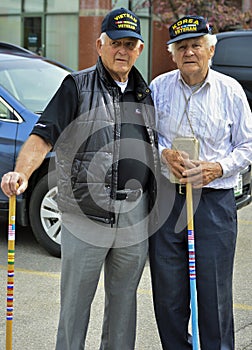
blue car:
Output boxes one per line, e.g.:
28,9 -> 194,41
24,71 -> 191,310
0,44 -> 70,257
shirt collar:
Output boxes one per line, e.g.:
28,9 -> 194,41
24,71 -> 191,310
178,69 -> 211,90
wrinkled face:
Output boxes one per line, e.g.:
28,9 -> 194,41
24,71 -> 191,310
172,36 -> 215,84
96,35 -> 144,82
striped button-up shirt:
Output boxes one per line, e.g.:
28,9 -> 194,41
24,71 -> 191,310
150,69 -> 252,189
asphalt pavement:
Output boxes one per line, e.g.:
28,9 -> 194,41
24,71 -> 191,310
0,203 -> 251,350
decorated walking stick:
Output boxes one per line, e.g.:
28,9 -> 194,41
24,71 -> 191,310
186,183 -> 199,350
6,192 -> 17,350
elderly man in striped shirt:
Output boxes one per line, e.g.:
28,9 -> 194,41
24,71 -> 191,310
149,15 -> 252,350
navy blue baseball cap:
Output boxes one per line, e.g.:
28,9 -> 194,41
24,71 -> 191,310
101,7 -> 144,42
167,15 -> 212,44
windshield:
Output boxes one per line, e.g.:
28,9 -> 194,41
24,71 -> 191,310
0,56 -> 69,113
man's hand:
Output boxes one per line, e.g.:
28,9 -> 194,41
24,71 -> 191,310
180,161 -> 223,188
1,135 -> 52,197
161,148 -> 196,180
1,172 -> 28,197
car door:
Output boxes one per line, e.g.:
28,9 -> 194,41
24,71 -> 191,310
212,32 -> 252,109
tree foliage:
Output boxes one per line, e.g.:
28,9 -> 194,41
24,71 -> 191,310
131,0 -> 252,33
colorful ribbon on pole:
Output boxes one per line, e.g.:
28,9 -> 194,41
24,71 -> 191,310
6,193 -> 16,350
186,183 -> 199,350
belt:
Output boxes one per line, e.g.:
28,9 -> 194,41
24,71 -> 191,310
175,184 -> 220,195
115,188 -> 143,201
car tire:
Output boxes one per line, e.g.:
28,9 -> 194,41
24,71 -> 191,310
29,171 -> 61,257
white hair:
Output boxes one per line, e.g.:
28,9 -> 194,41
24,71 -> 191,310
99,32 -> 107,44
99,32 -> 142,48
167,34 -> 217,66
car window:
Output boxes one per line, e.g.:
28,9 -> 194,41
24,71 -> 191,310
0,98 -> 17,121
0,100 -> 10,120
214,36 -> 252,67
0,57 -> 69,113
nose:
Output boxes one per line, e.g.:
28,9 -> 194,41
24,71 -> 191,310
185,47 -> 194,56
118,44 -> 128,54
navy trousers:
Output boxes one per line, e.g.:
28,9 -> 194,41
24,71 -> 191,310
149,177 -> 237,350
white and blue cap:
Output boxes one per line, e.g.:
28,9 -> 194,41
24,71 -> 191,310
167,15 -> 212,44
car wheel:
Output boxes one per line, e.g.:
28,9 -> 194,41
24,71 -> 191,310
29,171 -> 61,257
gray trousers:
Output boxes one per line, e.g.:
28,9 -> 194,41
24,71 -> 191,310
55,193 -> 149,350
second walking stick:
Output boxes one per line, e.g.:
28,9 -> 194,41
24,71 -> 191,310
186,183 -> 199,350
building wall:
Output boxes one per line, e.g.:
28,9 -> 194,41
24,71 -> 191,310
0,0 -> 251,81
151,21 -> 177,80
0,0 -> 79,70
79,1 -> 111,70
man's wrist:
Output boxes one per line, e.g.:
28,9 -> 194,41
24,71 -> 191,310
216,162 -> 223,178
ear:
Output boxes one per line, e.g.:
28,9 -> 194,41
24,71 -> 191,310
138,43 -> 144,56
96,39 -> 102,56
209,45 -> 215,58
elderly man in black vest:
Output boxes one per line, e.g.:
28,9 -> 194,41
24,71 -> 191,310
1,7 -> 159,350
